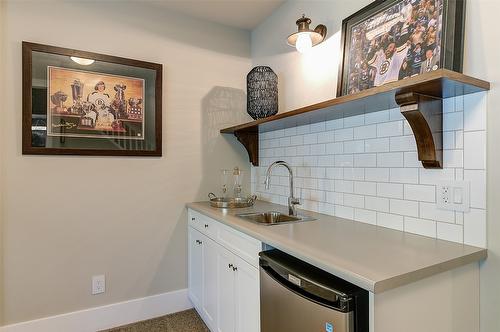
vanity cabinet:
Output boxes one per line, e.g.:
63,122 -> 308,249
188,209 -> 261,332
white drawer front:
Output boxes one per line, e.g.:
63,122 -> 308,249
188,209 -> 218,239
217,224 -> 261,268
188,209 -> 261,268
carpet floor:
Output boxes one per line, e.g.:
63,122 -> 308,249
100,309 -> 209,332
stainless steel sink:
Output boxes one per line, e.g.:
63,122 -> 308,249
236,211 -> 315,225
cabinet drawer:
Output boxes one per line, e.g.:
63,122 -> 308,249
188,208 -> 261,268
188,209 -> 218,239
217,225 -> 261,268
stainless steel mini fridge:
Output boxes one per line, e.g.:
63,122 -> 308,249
259,249 -> 368,332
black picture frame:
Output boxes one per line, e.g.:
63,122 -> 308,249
336,0 -> 466,97
22,41 -> 163,156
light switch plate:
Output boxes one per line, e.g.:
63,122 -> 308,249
437,181 -> 470,212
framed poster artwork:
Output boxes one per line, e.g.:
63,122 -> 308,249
337,0 -> 465,97
22,42 -> 162,156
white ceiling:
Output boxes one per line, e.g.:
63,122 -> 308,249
151,0 -> 285,30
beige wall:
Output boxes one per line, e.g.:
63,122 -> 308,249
1,1 -> 252,324
464,2 -> 500,331
0,0 -> 5,325
251,0 -> 500,331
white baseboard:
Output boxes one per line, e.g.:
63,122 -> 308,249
0,288 -> 192,332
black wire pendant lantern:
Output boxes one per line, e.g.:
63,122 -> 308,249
246,66 -> 278,120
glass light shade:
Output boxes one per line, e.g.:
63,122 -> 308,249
70,56 -> 95,65
296,33 -> 313,53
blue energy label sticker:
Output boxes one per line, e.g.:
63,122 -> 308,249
325,322 -> 333,332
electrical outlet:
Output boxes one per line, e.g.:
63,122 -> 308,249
92,275 -> 105,295
437,181 -> 470,212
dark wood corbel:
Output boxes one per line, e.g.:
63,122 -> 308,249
395,92 -> 443,169
234,130 -> 259,166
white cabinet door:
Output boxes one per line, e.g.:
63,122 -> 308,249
217,245 -> 236,332
202,235 -> 218,331
188,227 -> 203,311
234,255 -> 260,332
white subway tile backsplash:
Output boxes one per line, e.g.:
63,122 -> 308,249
390,168 -> 418,184
390,135 -> 417,152
354,181 -> 377,196
326,142 -> 343,154
420,203 -> 455,223
326,118 -> 343,130
389,108 -> 404,121
443,150 -> 463,168
365,168 -> 389,182
377,121 -> 403,137
464,209 -> 487,247
354,125 -> 377,140
464,92 -> 487,132
318,155 -> 336,167
443,132 -> 455,150
310,121 -> 326,133
404,217 -> 437,238
344,140 -> 365,153
403,152 -> 421,168
343,194 -> 365,208
377,212 -> 404,231
464,131 -> 486,170
377,183 -> 404,199
404,184 -> 436,202
443,112 -> 463,131
326,167 -> 343,179
419,168 -> 455,185
253,93 -> 487,247
344,114 -> 365,128
291,135 -> 304,146
365,110 -> 389,124
335,154 -> 354,167
365,196 -> 390,212
310,144 -> 326,155
365,138 -> 390,153
296,124 -> 310,135
390,199 -> 419,217
464,170 -> 486,209
303,133 -> 318,145
335,180 -> 354,193
437,223 -> 463,243
344,168 -> 364,181
377,152 -> 404,167
354,209 -> 377,225
354,154 -> 377,167
336,205 -> 354,219
317,131 -> 334,143
335,128 -> 354,142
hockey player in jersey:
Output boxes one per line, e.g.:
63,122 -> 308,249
368,39 -> 410,87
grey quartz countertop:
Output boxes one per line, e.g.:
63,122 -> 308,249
186,201 -> 487,293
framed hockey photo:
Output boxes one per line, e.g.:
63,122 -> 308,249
22,42 -> 162,156
336,0 -> 465,97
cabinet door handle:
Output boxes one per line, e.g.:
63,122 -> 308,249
204,224 -> 209,228
228,263 -> 233,269
195,240 -> 203,245
232,266 -> 238,271
191,217 -> 196,221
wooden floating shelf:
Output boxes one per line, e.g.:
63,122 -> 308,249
221,69 -> 490,169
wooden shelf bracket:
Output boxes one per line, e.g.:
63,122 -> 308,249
396,91 -> 443,169
233,130 -> 259,166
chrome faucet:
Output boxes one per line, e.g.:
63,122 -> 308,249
264,161 -> 300,216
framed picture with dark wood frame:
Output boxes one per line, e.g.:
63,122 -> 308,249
336,0 -> 465,97
22,41 -> 162,156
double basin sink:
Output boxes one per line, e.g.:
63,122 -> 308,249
236,211 -> 315,226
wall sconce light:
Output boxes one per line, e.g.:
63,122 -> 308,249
287,14 -> 327,53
